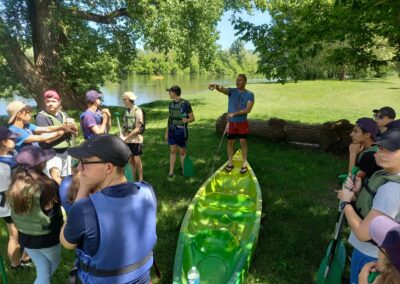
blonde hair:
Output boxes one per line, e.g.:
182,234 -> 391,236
380,249 -> 400,284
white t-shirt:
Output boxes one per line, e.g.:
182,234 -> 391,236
0,156 -> 12,217
349,181 -> 400,257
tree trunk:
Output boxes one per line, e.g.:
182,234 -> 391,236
215,114 -> 353,154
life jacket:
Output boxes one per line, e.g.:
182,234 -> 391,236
76,182 -> 157,284
38,110 -> 71,149
0,155 -> 16,208
80,110 -> 103,140
168,99 -> 188,127
11,189 -> 54,236
122,106 -> 145,134
355,170 -> 400,218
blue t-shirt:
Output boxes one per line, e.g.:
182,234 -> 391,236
227,88 -> 254,122
80,109 -> 103,140
64,182 -> 157,256
8,124 -> 38,151
59,175 -> 74,215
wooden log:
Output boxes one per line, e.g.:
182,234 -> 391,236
215,114 -> 353,153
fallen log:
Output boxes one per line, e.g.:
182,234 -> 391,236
215,113 -> 353,154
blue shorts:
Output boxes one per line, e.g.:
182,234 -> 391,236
350,248 -> 377,284
168,126 -> 187,148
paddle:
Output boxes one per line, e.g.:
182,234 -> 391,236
316,166 -> 359,284
182,114 -> 194,177
210,122 -> 228,176
115,111 -> 135,182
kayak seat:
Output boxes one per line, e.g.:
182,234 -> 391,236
192,229 -> 239,254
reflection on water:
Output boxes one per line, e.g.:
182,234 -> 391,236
0,74 -> 266,116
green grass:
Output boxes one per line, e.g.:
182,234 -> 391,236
1,77 -> 400,283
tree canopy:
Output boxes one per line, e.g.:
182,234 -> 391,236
235,0 -> 400,82
0,0 -> 266,108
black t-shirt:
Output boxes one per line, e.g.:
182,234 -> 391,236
357,150 -> 382,178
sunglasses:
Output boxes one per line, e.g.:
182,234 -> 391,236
79,159 -> 107,170
373,114 -> 385,120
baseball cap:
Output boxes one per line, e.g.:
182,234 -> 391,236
43,90 -> 60,101
374,129 -> 400,151
0,126 -> 19,141
15,145 -> 56,168
355,117 -> 379,141
369,215 -> 400,271
68,134 -> 131,167
7,101 -> 26,124
122,91 -> 137,101
85,90 -> 102,103
372,106 -> 396,119
166,85 -> 181,96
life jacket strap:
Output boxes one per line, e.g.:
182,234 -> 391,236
78,251 -> 153,277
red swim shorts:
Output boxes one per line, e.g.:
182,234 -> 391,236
228,120 -> 249,135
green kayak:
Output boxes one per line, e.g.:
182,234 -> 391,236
173,150 -> 262,284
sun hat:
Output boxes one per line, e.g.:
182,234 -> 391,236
15,145 -> 56,168
7,101 -> 26,124
122,91 -> 137,101
356,117 -> 379,141
68,134 -> 131,167
369,215 -> 400,271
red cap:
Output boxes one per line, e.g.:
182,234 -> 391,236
43,90 -> 60,101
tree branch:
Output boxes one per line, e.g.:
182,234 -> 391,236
68,7 -> 129,24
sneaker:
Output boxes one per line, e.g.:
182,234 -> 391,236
167,173 -> 174,178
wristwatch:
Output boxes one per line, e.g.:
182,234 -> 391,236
341,201 -> 352,210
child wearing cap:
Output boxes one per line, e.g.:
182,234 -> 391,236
0,126 -> 25,269
338,129 -> 400,283
348,118 -> 381,178
120,91 -> 144,181
80,90 -> 111,140
7,100 -> 77,152
36,90 -> 76,180
7,145 -> 63,283
358,215 -> 400,283
373,106 -> 396,137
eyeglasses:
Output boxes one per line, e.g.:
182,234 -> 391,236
373,114 -> 385,120
79,159 -> 107,170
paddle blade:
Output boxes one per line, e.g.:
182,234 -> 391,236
183,155 -> 194,177
316,253 -> 343,284
325,240 -> 346,272
124,163 -> 135,182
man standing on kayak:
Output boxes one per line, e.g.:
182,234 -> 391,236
209,74 -> 254,174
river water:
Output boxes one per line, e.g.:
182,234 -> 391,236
0,74 -> 266,115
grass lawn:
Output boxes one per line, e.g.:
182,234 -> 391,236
1,77 -> 400,283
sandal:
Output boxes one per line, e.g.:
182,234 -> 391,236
224,164 -> 234,172
240,166 -> 248,174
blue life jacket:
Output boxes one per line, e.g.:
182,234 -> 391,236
80,110 -> 103,140
76,182 -> 157,284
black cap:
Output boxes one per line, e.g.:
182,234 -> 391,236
166,85 -> 181,96
0,126 -> 19,141
372,106 -> 396,119
374,129 -> 400,151
69,134 -> 131,167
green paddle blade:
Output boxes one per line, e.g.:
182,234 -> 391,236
316,239 -> 346,284
124,163 -> 135,182
183,155 -> 194,177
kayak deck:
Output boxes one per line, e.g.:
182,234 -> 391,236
173,151 -> 262,284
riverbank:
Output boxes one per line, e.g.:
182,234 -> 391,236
1,77 -> 400,283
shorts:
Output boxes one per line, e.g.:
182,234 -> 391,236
2,216 -> 13,224
168,126 -> 187,148
227,121 -> 249,140
44,150 -> 72,177
127,143 -> 143,156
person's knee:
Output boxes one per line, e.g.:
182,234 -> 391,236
239,139 -> 247,145
170,147 -> 177,155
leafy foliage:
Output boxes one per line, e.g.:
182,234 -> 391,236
235,0 -> 400,82
0,0 -> 266,107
